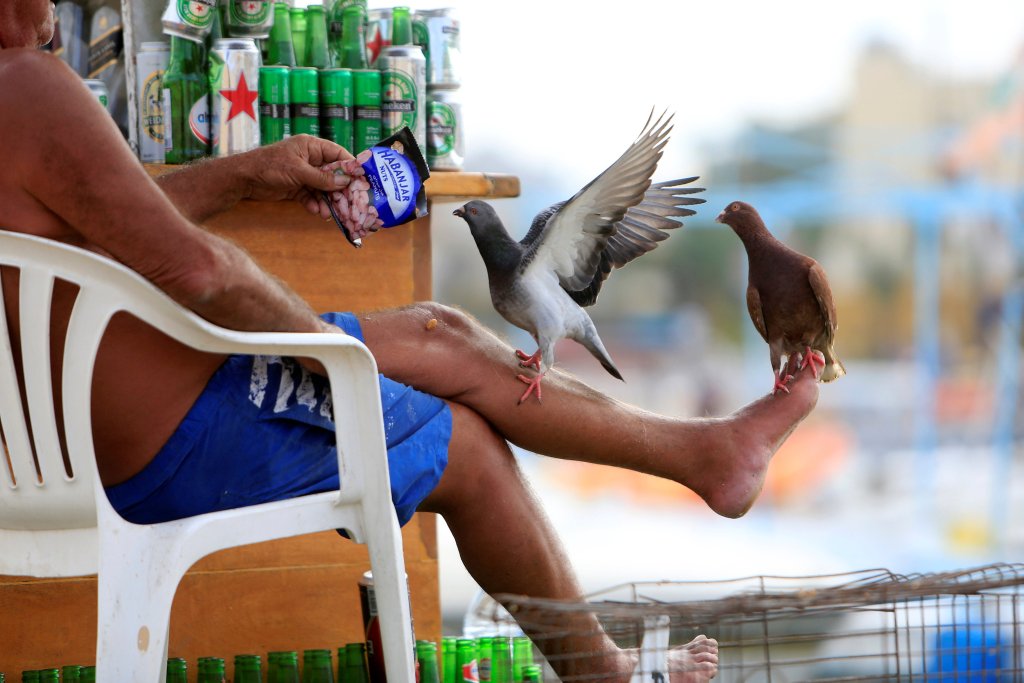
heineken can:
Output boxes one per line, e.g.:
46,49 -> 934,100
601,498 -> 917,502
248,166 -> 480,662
136,41 -> 170,163
414,8 -> 461,88
365,7 -> 391,66
226,0 -> 274,39
84,78 -> 109,111
209,38 -> 262,156
378,44 -> 426,150
320,68 -> 354,150
427,87 -> 463,171
352,68 -> 381,151
161,0 -> 217,42
289,66 -> 320,136
259,65 -> 291,144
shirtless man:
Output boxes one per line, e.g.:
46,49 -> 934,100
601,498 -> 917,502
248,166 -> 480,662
0,3 -> 822,681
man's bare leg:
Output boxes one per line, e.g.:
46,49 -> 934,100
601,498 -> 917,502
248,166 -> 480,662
421,403 -> 719,683
359,304 -> 819,519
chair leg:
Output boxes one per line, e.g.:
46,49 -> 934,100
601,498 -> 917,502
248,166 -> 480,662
364,524 -> 417,683
96,527 -> 180,682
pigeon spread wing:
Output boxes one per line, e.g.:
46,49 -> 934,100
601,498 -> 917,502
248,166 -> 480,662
567,177 -> 705,307
519,111 -> 674,293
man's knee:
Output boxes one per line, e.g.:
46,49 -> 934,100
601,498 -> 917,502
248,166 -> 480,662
416,302 -> 478,337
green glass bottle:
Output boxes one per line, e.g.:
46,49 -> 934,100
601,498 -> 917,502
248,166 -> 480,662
21,671 -> 40,683
304,4 -> 330,69
417,641 -> 441,683
268,651 -> 301,683
455,639 -> 478,683
301,649 -> 335,683
441,637 -> 457,683
61,666 -> 82,683
342,643 -> 369,683
476,638 -> 493,683
290,6 -> 308,67
511,637 -> 534,683
390,7 -> 412,46
233,654 -> 262,683
198,656 -> 227,683
79,667 -> 96,683
163,36 -> 210,163
336,5 -> 367,69
521,665 -> 542,683
166,657 -> 188,683
267,2 -> 296,66
38,671 -> 58,683
490,638 -> 512,683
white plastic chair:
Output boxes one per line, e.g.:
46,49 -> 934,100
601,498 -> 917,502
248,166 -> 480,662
0,231 -> 416,682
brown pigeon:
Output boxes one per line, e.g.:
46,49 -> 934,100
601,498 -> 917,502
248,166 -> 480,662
716,201 -> 845,393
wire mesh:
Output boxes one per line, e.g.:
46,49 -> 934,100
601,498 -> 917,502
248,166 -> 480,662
491,563 -> 1024,682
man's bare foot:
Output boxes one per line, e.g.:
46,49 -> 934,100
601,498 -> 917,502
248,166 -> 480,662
667,635 -> 718,683
685,351 -> 821,519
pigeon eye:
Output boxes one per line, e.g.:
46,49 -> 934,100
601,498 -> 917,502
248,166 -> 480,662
470,207 -> 478,216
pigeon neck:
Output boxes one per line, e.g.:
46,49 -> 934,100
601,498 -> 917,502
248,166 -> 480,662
471,224 -> 522,273
736,220 -> 780,254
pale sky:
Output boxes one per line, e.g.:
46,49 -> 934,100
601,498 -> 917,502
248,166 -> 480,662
359,0 -> 1024,188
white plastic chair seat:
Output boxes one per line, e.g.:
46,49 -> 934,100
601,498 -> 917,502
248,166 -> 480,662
0,231 -> 415,682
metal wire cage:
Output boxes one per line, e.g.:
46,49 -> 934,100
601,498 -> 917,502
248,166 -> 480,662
492,563 -> 1024,682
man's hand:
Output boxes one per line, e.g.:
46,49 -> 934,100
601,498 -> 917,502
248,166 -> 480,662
239,134 -> 356,215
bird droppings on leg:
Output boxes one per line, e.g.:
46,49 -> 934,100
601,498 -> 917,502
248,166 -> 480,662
425,318 -> 438,331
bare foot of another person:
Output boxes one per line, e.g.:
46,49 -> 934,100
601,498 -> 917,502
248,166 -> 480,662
682,351 -> 822,519
667,635 -> 718,683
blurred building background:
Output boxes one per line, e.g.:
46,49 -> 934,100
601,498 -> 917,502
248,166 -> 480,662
400,2 -> 1024,633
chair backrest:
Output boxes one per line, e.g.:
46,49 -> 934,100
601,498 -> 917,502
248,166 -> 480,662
0,231 -> 259,575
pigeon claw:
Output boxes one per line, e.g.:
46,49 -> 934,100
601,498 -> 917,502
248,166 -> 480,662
515,348 -> 543,371
772,372 -> 794,395
800,346 -> 825,379
517,372 -> 544,404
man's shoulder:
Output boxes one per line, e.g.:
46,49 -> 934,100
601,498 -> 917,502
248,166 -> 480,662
0,49 -> 74,92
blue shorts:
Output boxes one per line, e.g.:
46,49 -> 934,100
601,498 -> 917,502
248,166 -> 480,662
105,312 -> 452,527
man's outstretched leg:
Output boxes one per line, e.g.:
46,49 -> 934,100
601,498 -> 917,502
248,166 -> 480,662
420,403 -> 719,683
359,304 -> 820,519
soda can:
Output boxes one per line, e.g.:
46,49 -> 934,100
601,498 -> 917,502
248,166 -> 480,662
226,0 -> 274,39
84,78 -> 109,111
136,41 -> 170,163
359,570 -> 415,683
414,8 -> 461,88
161,0 -> 217,42
209,38 -> 262,156
259,65 -> 291,144
365,7 -> 391,67
289,66 -> 320,136
378,44 -> 426,151
320,68 -> 354,150
427,87 -> 463,171
352,68 -> 382,151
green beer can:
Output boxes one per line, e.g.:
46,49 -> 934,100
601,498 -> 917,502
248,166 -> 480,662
289,66 -> 320,136
352,68 -> 381,152
260,65 -> 291,144
319,68 -> 354,150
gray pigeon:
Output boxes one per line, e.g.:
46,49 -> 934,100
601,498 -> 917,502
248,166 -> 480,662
453,112 -> 704,403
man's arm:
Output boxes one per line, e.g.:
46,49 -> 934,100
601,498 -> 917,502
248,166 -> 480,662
0,51 -> 336,336
155,134 -> 356,223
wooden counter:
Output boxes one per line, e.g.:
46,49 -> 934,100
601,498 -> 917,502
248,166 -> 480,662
0,171 -> 519,678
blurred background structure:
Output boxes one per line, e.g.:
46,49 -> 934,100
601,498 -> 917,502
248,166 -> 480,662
363,0 -> 1024,633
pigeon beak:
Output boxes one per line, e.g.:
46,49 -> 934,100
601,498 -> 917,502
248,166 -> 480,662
453,207 -> 465,218
715,211 -> 726,224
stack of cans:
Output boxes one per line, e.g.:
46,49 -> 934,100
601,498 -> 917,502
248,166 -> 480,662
414,8 -> 463,171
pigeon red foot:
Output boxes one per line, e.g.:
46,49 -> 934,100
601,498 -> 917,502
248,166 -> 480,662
772,370 -> 794,395
517,372 -> 544,404
515,349 -> 542,371
800,346 -> 825,379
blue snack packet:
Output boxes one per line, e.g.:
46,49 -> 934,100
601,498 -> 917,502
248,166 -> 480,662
326,127 -> 430,248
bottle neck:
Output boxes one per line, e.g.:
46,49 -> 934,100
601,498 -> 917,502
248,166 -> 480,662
391,10 -> 412,45
169,36 -> 202,71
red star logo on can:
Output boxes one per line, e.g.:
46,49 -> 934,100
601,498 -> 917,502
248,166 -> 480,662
219,71 -> 258,121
